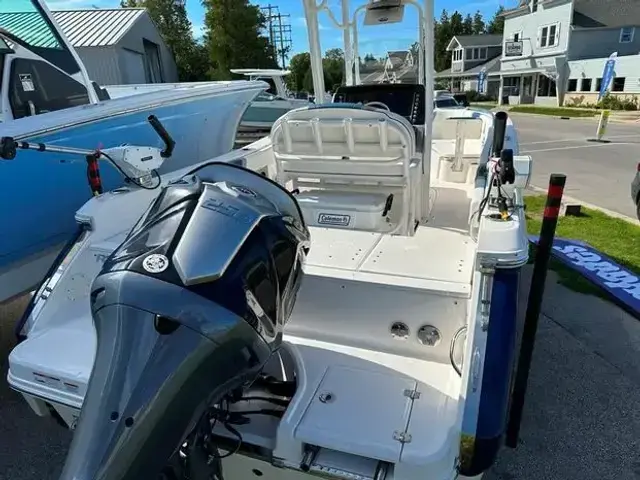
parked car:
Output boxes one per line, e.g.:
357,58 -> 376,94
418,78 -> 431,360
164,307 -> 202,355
453,93 -> 470,107
632,162 -> 640,220
434,95 -> 464,109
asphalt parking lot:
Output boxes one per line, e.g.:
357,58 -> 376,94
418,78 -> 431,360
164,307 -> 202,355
512,113 -> 639,219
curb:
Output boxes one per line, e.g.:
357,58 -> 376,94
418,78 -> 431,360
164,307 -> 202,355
504,110 -> 640,123
527,186 -> 640,225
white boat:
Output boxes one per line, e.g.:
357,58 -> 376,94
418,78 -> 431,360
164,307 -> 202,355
230,69 -> 313,131
7,0 -> 533,479
0,0 -> 266,304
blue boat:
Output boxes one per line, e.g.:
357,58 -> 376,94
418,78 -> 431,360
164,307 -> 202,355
0,0 -> 266,302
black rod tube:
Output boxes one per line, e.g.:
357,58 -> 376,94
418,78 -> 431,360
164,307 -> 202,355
148,115 -> 176,158
505,173 -> 566,448
492,111 -> 509,157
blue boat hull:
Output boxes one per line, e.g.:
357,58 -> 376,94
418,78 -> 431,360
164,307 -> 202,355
0,90 -> 254,276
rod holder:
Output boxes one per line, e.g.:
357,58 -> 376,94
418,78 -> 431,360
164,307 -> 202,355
147,115 -> 175,158
492,111 -> 509,158
505,173 -> 566,448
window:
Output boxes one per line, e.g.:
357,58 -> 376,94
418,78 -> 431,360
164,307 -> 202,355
595,78 -> 602,92
619,27 -> 635,43
513,32 -> 521,42
581,78 -> 592,91
8,58 -> 90,120
453,49 -> 463,61
465,48 -> 487,60
537,75 -> 557,97
143,39 -> 164,83
539,23 -> 559,48
465,48 -> 487,61
532,0 -> 539,13
567,79 -> 577,92
612,77 -> 626,92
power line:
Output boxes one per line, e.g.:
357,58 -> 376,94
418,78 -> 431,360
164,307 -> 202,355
260,4 -> 293,68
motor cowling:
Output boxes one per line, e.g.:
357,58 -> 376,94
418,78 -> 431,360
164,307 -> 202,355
59,163 -> 310,480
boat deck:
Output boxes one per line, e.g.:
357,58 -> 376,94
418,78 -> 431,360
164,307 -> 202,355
305,186 -> 474,296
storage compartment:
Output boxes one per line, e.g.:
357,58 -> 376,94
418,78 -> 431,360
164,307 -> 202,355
296,191 -> 390,231
295,365 -> 415,463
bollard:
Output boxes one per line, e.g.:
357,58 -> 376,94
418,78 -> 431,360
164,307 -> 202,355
588,110 -> 611,143
505,173 -> 566,448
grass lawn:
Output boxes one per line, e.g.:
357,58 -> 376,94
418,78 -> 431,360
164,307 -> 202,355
470,103 -> 496,111
524,194 -> 640,297
510,105 -> 598,118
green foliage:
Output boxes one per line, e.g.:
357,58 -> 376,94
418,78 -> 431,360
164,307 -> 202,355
287,52 -> 311,92
433,7 -> 504,73
120,0 -> 208,81
202,0 -> 278,80
509,106 -> 598,117
564,93 -> 639,111
297,49 -> 344,94
462,90 -> 496,102
486,6 -> 505,34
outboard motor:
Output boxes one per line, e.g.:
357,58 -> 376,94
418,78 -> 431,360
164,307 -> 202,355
59,162 -> 310,480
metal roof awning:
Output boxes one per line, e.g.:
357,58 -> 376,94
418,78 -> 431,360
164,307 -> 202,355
500,67 -> 557,77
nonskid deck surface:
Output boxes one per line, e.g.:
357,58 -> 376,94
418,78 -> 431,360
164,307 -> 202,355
213,335 -> 461,470
304,186 -> 474,295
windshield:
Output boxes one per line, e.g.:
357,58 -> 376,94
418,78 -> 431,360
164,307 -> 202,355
435,97 -> 460,108
0,0 -> 81,75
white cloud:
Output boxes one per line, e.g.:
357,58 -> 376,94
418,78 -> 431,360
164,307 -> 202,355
295,16 -> 329,30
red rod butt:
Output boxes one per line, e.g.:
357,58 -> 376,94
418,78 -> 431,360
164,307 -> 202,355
544,174 -> 566,219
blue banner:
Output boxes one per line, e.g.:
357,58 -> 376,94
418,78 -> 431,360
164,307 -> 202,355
529,236 -> 640,315
478,70 -> 486,94
598,57 -> 616,100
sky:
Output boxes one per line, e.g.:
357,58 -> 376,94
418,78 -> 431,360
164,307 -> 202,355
44,0 -> 513,57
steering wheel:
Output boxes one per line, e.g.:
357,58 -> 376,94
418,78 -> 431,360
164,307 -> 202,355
364,101 -> 391,112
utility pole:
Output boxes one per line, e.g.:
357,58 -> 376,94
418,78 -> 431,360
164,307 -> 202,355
261,4 -> 293,68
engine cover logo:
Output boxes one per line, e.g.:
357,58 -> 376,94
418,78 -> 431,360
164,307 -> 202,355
142,254 -> 169,273
230,185 -> 257,197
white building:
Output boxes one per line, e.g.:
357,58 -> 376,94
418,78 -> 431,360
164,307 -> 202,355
435,34 -> 503,97
498,0 -> 640,106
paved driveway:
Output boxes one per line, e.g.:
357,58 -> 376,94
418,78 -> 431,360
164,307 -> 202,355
511,113 -> 639,219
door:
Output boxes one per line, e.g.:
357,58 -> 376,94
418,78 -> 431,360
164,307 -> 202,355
522,75 -> 534,104
121,49 -> 146,84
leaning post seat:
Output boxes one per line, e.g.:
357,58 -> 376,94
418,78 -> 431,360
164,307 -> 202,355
270,104 -> 424,236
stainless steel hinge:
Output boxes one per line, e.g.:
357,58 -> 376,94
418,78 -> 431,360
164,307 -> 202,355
393,430 -> 412,444
403,388 -> 421,400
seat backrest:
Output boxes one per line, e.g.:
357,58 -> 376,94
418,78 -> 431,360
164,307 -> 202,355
270,105 -> 418,182
270,104 -> 423,236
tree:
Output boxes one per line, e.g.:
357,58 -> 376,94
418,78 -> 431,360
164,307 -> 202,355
322,48 -> 345,91
472,11 -> 485,35
202,0 -> 278,80
434,9 -> 452,72
288,52 -> 311,92
121,0 -> 208,81
462,14 -> 473,35
486,6 -> 505,34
